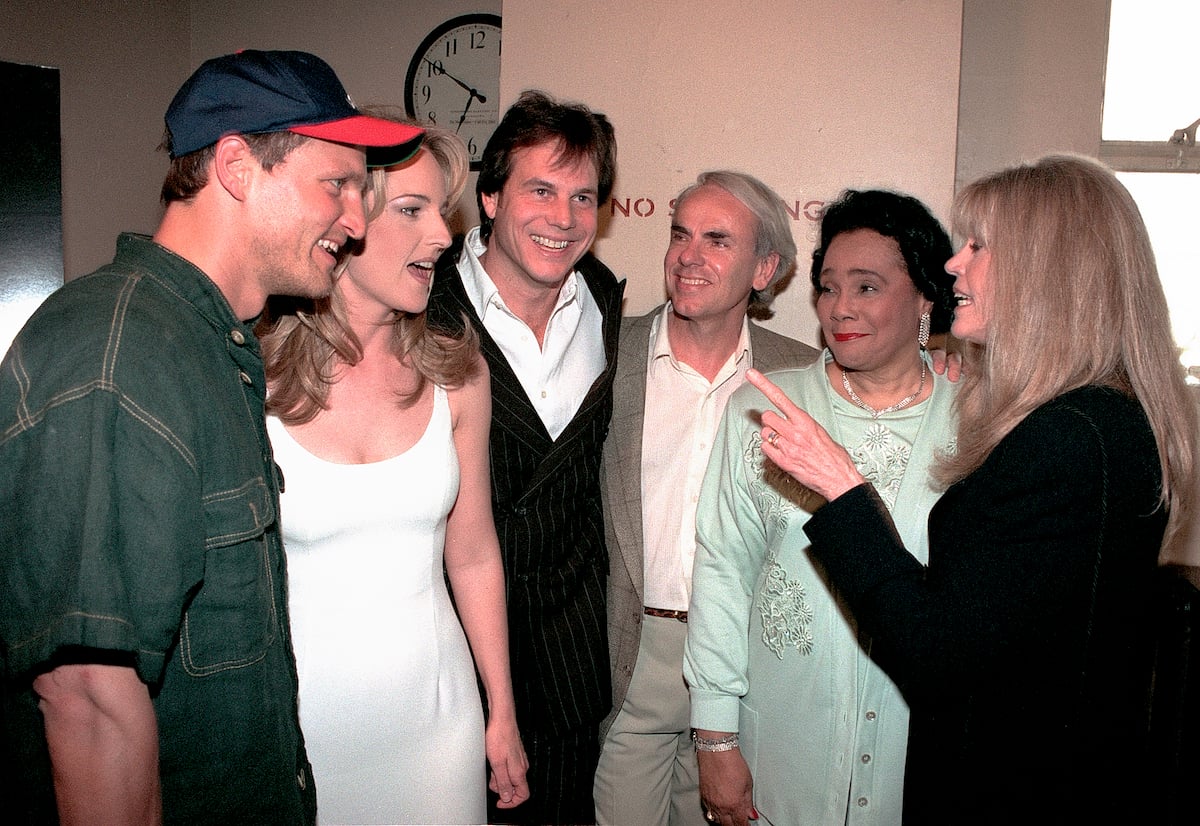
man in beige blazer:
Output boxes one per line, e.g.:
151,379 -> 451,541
595,171 -> 819,825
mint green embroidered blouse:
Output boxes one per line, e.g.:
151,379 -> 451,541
685,350 -> 957,825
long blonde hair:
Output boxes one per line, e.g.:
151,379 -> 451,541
939,154 -> 1195,545
259,123 -> 478,424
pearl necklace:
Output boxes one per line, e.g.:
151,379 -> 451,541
841,362 -> 927,418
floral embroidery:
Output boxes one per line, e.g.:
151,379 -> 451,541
743,418 -> 936,659
747,433 -> 794,531
862,425 -> 891,452
745,432 -> 819,658
747,432 -> 821,525
760,555 -> 815,657
848,422 -> 910,509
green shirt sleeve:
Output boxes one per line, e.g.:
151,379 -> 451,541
685,385 -> 772,732
1,378 -> 204,686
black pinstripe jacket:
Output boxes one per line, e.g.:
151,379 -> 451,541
429,237 -> 625,738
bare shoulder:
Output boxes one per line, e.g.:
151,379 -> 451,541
447,353 -> 492,426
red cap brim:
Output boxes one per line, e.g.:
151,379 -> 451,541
290,115 -> 424,148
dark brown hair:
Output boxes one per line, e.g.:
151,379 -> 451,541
159,129 -> 310,203
475,90 -> 616,241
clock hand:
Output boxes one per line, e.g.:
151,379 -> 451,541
424,58 -> 488,104
456,93 -> 475,134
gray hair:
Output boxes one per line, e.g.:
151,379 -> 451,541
674,170 -> 797,316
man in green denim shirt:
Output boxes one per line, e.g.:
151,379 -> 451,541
0,51 -> 422,825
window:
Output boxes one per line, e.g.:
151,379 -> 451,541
1101,0 -> 1199,383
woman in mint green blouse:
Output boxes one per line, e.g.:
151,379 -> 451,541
684,189 -> 958,826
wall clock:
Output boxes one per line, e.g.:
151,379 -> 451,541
405,13 -> 502,171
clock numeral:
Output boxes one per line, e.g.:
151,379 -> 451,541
405,14 -> 501,168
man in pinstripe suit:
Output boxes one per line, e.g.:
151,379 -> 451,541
428,91 -> 622,825
594,171 -> 818,825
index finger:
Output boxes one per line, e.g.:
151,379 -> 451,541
493,763 -> 513,793
746,368 -> 803,420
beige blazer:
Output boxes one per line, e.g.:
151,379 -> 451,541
599,305 -> 818,741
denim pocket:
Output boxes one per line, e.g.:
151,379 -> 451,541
179,477 -> 278,676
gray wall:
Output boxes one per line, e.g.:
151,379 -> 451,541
956,0 -> 1109,187
3,0 -> 191,278
0,0 -> 498,280
2,1 -> 1112,283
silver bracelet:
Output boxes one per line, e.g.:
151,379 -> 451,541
691,730 -> 739,752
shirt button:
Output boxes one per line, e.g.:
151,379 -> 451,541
541,390 -> 548,399
229,329 -> 246,345
857,797 -> 869,808
865,711 -> 877,721
861,753 -> 872,764
239,371 -> 253,386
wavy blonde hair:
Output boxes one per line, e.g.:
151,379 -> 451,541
939,154 -> 1195,546
258,122 -> 478,424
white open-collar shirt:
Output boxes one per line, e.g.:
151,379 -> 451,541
641,304 -> 753,610
457,227 -> 605,440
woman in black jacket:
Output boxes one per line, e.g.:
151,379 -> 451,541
745,154 -> 1196,824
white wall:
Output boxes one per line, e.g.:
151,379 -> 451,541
0,0 -> 500,281
183,0 -> 962,350
956,0 -> 1108,188
185,0 -> 502,234
6,0 -> 1109,313
501,0 -> 963,348
1,0 -> 190,278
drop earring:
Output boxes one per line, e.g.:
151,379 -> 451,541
918,312 -> 931,349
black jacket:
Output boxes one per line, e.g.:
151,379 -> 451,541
427,238 -> 625,737
806,386 -> 1166,824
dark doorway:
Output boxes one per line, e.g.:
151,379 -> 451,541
1,59 -> 63,355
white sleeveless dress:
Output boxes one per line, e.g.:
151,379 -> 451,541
268,385 -> 485,825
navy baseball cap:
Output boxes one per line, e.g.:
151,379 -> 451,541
165,50 -> 424,163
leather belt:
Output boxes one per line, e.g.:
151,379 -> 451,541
644,606 -> 688,623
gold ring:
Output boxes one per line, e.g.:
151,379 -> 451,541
766,430 -> 780,447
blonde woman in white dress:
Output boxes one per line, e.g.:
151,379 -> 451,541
259,120 -> 529,825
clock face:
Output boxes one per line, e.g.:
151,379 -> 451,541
405,14 -> 502,170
